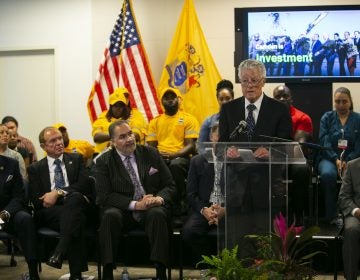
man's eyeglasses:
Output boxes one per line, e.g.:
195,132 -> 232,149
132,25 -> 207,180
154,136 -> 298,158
240,78 -> 263,87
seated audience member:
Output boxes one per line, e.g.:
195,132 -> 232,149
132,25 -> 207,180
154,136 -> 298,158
318,87 -> 360,223
28,126 -> 94,280
273,85 -> 313,224
182,122 -> 224,264
95,120 -> 176,280
53,123 -> 94,166
198,80 -> 234,143
8,129 -> 30,168
146,87 -> 199,215
0,155 -> 39,280
338,157 -> 360,280
2,116 -> 37,163
0,124 -> 27,180
92,87 -> 147,156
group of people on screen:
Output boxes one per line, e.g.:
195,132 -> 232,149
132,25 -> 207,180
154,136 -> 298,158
1,58 -> 360,280
250,30 -> 360,77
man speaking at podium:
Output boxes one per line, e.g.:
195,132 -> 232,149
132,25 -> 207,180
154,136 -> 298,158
218,59 -> 292,257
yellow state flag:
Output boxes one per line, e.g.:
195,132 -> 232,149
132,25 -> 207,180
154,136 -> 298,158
158,0 -> 221,125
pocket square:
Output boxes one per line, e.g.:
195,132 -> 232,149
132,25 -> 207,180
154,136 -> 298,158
6,175 -> 13,182
149,167 -> 158,175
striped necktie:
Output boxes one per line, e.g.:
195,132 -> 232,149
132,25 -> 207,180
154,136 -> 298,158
246,103 -> 256,141
124,156 -> 145,221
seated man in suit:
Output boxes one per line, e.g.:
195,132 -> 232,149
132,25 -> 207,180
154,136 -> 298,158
338,157 -> 360,280
95,120 -> 176,280
28,126 -> 94,280
0,155 -> 39,280
182,122 -> 224,265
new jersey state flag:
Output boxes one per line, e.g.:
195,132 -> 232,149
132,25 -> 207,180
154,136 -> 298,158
158,0 -> 221,125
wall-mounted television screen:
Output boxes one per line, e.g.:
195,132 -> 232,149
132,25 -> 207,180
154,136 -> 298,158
234,5 -> 360,83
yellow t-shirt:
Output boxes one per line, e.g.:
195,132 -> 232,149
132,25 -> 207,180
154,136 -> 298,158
92,109 -> 148,153
64,139 -> 94,161
146,111 -> 199,154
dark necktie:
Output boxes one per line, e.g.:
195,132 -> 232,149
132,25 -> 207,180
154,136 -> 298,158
246,103 -> 256,141
54,159 -> 65,189
124,156 -> 145,221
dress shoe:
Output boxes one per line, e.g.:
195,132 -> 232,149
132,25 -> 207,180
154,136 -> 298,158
46,252 -> 63,269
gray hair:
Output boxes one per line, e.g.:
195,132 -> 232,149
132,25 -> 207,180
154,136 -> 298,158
238,59 -> 266,79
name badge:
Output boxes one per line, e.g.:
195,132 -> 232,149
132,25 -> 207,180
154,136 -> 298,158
338,139 -> 348,149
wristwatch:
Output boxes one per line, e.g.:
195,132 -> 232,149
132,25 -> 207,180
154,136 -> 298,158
0,210 -> 10,222
55,188 -> 65,197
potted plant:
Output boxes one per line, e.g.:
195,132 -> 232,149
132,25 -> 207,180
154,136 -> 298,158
197,212 -> 326,280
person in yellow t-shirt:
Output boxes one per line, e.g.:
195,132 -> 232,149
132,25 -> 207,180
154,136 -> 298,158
146,87 -> 199,216
92,87 -> 147,155
53,123 -> 94,166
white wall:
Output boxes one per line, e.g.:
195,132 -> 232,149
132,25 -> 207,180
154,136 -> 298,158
1,0 -> 360,157
0,0 -> 92,152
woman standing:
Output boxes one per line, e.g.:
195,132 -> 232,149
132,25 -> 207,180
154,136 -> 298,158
318,87 -> 360,223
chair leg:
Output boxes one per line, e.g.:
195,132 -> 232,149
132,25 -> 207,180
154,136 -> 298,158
97,262 -> 102,280
179,234 -> 183,280
10,239 -> 17,267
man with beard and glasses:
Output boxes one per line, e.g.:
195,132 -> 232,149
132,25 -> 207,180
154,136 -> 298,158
146,87 -> 199,216
95,120 -> 176,280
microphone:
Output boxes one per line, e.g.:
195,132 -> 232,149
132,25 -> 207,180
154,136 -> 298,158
229,120 -> 247,139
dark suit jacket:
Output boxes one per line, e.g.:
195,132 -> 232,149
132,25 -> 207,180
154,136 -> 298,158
95,145 -> 176,210
28,153 -> 91,209
0,155 -> 24,216
338,157 -> 360,217
186,154 -> 214,213
219,94 -> 292,142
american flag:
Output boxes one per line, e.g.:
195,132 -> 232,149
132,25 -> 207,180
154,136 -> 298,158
87,0 -> 162,123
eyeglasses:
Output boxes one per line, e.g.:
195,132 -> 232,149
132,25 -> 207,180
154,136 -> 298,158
117,130 -> 134,141
240,78 -> 263,87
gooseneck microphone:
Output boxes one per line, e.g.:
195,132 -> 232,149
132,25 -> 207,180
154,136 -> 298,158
229,120 -> 247,139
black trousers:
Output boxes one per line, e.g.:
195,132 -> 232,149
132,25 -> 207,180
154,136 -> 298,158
34,192 -> 90,274
5,210 -> 38,263
98,206 -> 171,267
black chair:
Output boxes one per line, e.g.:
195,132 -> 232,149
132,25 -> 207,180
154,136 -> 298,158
0,230 -> 17,267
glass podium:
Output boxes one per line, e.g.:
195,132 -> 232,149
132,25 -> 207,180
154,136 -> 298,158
198,142 -> 306,256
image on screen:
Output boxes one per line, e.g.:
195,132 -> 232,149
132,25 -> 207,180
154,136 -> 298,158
245,7 -> 360,81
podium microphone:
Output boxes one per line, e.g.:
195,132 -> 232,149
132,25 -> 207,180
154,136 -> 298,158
230,120 -> 247,139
